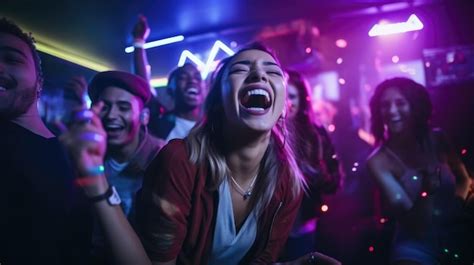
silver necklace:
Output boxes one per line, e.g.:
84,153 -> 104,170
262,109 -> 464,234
229,173 -> 258,200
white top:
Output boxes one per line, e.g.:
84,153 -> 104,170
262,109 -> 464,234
106,158 -> 128,173
165,116 -> 196,142
208,177 -> 257,265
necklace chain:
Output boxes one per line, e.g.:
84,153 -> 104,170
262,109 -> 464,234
229,173 -> 258,200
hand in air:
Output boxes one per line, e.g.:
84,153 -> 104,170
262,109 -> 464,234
59,102 -> 109,197
132,14 -> 150,41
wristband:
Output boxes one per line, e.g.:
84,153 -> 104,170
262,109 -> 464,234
74,165 -> 105,187
84,164 -> 105,176
75,175 -> 105,187
88,185 -> 121,206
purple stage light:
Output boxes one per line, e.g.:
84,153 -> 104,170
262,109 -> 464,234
368,14 -> 423,37
328,124 -> 336,132
392,55 -> 400,63
335,39 -> 347,48
321,204 -> 329,212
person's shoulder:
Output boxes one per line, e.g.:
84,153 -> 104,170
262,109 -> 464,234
276,163 -> 300,193
367,145 -> 389,168
430,127 -> 449,143
157,139 -> 189,163
429,128 -> 452,153
146,133 -> 166,150
161,112 -> 177,122
367,145 -> 384,161
146,139 -> 196,182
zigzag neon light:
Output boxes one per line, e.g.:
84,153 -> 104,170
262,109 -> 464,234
368,14 -> 423,37
178,40 -> 235,79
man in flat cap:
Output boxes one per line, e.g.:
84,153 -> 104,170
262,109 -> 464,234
88,70 -> 164,262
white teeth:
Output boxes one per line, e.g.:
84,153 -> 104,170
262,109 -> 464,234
0,86 -> 6,91
247,88 -> 270,100
186,87 -> 198,95
106,124 -> 123,129
248,107 -> 265,111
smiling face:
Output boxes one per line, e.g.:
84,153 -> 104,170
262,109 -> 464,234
174,64 -> 204,111
98,86 -> 142,147
379,87 -> 413,135
221,49 -> 286,133
0,33 -> 39,118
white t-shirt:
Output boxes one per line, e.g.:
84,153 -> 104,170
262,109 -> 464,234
106,158 -> 129,174
166,116 -> 196,142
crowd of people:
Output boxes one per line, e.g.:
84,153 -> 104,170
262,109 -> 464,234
1,15 -> 473,265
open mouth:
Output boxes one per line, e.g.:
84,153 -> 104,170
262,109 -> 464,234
0,78 -> 12,91
239,87 -> 272,113
388,119 -> 404,128
185,87 -> 199,97
104,124 -> 125,135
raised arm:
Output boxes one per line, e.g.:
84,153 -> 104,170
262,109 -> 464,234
132,15 -> 151,82
60,103 -> 151,265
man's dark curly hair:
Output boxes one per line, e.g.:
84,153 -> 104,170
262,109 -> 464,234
370,77 -> 432,144
0,17 -> 43,87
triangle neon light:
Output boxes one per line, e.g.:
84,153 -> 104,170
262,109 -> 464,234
369,14 -> 423,37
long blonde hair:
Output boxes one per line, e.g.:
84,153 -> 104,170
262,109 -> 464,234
186,43 -> 306,211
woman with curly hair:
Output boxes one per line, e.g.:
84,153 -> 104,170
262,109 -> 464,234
367,77 -> 472,265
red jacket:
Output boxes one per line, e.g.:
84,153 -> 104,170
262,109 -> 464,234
138,139 -> 303,265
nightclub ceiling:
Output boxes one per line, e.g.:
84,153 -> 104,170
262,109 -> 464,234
2,0 -> 467,89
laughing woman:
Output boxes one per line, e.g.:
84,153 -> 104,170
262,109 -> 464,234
140,43 -> 310,265
367,78 -> 472,265
61,43 -> 340,265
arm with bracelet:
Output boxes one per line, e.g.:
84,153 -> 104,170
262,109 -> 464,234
132,14 -> 151,82
60,102 -> 151,265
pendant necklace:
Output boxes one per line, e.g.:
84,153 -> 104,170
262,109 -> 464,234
229,173 -> 258,200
